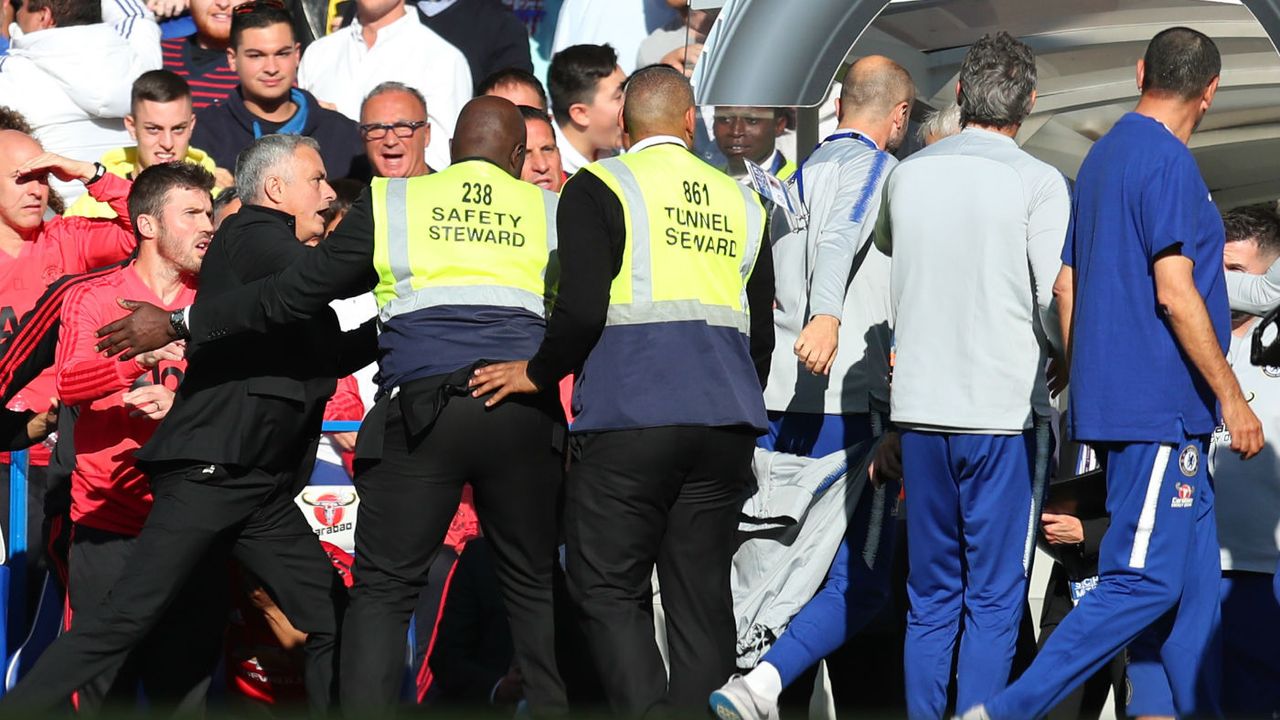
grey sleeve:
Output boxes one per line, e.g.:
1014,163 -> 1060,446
808,155 -> 889,320
1227,259 -> 1280,316
1027,172 -> 1071,354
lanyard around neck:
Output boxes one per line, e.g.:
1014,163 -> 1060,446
794,131 -> 879,204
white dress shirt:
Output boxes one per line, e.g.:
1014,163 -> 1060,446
298,11 -> 472,172
553,120 -> 593,175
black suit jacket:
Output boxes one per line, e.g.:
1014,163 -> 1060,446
137,205 -> 374,473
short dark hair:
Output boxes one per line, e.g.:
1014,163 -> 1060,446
131,70 -> 192,113
478,67 -> 548,110
25,0 -> 99,27
320,178 -> 365,230
212,186 -> 239,217
518,104 -> 553,129
548,44 -> 619,125
1224,204 -> 1280,260
128,162 -> 216,238
230,3 -> 295,49
1141,27 -> 1221,100
958,32 -> 1037,129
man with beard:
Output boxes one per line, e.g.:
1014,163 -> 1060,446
3,134 -> 369,713
53,162 -> 225,711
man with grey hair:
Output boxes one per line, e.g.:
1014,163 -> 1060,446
2,133 -> 365,714
872,31 -> 1069,719
359,81 -> 432,178
917,102 -> 961,146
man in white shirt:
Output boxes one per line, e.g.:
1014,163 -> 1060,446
550,0 -> 675,74
1211,205 -> 1280,719
297,0 -> 470,173
547,43 -> 625,175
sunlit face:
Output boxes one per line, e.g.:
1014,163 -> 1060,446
152,186 -> 214,275
191,0 -> 250,48
521,117 -> 563,192
276,145 -> 335,243
582,66 -> 626,152
713,107 -> 783,165
228,23 -> 299,106
1223,238 -> 1275,276
360,90 -> 430,178
0,131 -> 49,236
126,99 -> 197,170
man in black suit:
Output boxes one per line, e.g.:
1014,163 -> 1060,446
95,97 -> 569,715
2,135 -> 371,713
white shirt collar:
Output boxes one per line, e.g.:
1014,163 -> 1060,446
626,135 -> 688,154
553,121 -> 592,175
346,10 -> 417,46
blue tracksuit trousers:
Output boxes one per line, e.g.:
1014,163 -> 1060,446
756,412 -> 900,688
901,429 -> 1043,720
985,435 -> 1221,720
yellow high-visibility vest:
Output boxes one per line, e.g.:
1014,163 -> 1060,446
370,159 -> 558,323
570,141 -> 768,432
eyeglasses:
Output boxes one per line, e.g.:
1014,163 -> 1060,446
359,121 -> 427,140
233,0 -> 285,15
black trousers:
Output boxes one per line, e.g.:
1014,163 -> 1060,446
2,462 -> 344,713
66,523 -> 225,712
564,426 -> 755,717
340,390 -> 566,714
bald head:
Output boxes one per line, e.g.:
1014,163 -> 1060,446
450,96 -> 528,178
839,55 -> 914,120
622,65 -> 694,141
0,129 -> 41,157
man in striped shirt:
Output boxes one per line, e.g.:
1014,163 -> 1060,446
160,0 -> 250,109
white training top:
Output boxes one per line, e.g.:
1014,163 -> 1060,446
874,127 -> 1069,432
765,133 -> 894,416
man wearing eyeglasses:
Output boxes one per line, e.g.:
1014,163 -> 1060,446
192,1 -> 366,182
359,82 -> 431,179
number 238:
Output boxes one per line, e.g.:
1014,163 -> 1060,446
462,182 -> 492,205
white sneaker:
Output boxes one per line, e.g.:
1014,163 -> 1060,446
954,704 -> 991,720
709,674 -> 780,720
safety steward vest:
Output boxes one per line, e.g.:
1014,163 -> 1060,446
369,160 -> 558,385
571,142 -> 768,432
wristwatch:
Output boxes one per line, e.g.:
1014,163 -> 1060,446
84,162 -> 107,186
169,308 -> 191,341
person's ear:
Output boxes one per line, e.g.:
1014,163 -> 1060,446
683,105 -> 696,142
263,174 -> 286,204
834,97 -> 843,121
136,212 -> 158,242
955,79 -> 963,105
125,114 -> 138,142
35,5 -> 53,29
511,142 -> 526,178
226,47 -> 238,73
1202,75 -> 1220,111
568,102 -> 592,129
1136,58 -> 1146,92
774,114 -> 787,138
